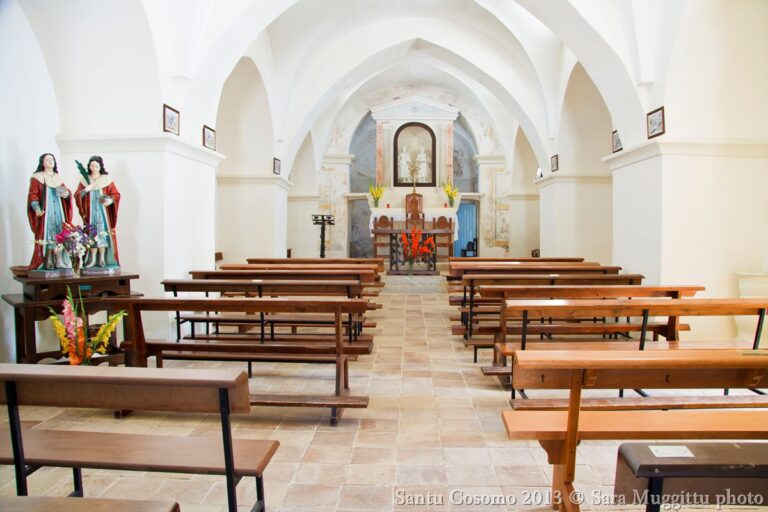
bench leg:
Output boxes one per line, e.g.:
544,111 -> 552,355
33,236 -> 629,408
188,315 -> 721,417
68,468 -> 83,497
646,477 -> 663,512
251,475 -> 265,512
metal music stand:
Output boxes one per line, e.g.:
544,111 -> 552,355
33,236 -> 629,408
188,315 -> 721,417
311,214 -> 335,258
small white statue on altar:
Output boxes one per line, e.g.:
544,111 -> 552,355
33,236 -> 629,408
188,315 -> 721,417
398,147 -> 411,183
416,146 -> 429,182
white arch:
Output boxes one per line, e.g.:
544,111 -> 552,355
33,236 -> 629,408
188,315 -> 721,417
20,1 -> 162,135
515,0 -> 647,146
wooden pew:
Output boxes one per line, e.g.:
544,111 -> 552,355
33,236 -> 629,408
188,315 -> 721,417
491,298 -> 767,396
453,274 -> 646,339
448,257 -> 586,263
245,257 -> 385,273
191,268 -> 381,286
502,349 -> 768,512
162,279 -> 370,341
449,263 -> 622,280
0,497 -> 180,512
0,364 -> 278,512
219,263 -> 382,283
456,285 -> 704,360
104,296 -> 373,424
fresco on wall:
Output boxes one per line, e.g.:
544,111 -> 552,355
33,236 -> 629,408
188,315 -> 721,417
349,199 -> 373,257
452,115 -> 479,192
349,113 -> 377,193
348,113 -> 377,257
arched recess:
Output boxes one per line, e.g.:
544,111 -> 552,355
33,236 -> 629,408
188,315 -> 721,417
215,58 -> 279,262
540,63 -> 612,263
215,58 -> 274,176
513,0 -> 646,146
507,128 -> 540,257
348,113 -> 377,258
20,1 -> 161,135
453,115 -> 479,193
287,133 -> 320,258
558,64 -> 612,175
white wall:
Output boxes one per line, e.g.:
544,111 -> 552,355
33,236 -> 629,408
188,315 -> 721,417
287,197 -> 321,258
538,63 -> 613,263
508,128 -> 540,256
0,0 -> 61,362
660,148 -> 768,339
538,177 -> 612,262
611,152 -> 664,285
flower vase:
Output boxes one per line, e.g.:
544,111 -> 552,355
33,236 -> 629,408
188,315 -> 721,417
70,254 -> 81,277
448,197 -> 454,208
373,199 -> 379,208
407,260 -> 414,276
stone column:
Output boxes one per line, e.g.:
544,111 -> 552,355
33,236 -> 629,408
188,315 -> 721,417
443,123 -> 454,184
474,155 -> 506,256
606,140 -> 768,339
375,121 -> 384,185
536,174 -> 612,263
319,154 -> 354,257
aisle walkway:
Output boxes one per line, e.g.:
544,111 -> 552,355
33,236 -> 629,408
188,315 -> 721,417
1,276 -> 751,511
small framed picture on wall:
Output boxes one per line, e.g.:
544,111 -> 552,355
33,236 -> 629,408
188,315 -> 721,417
647,106 -> 665,139
163,104 -> 180,135
612,130 -> 623,153
550,154 -> 559,172
273,157 -> 281,175
202,125 -> 216,150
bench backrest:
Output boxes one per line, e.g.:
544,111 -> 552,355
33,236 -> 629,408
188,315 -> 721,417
451,265 -> 622,276
512,349 -> 768,391
162,279 -> 363,297
460,274 -> 645,286
449,257 -> 586,262
0,363 -> 250,414
504,298 -> 768,319
478,285 -> 704,300
106,296 -> 373,314
189,269 -> 376,282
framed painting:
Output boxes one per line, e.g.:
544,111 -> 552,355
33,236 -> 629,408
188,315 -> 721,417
550,154 -> 559,172
202,125 -> 216,150
393,122 -> 436,187
647,106 -> 665,139
163,104 -> 180,135
612,130 -> 623,153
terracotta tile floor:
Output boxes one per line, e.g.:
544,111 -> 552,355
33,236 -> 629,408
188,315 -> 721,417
0,275 -> 763,510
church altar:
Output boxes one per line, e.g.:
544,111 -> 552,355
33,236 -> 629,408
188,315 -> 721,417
368,207 -> 459,241
366,186 -> 461,240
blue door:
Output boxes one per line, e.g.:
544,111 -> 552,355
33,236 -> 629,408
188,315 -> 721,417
454,201 -> 478,256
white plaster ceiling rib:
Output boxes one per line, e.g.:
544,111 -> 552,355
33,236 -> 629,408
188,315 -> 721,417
318,55 -> 521,164
279,41 -> 548,175
170,1 -> 296,134
277,26 -> 550,173
515,0 -> 647,146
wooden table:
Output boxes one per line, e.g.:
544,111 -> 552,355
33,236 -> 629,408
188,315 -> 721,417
371,227 -> 453,275
2,272 -> 140,363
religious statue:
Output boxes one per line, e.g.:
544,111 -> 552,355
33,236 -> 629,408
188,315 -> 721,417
397,147 -> 411,183
75,156 -> 121,268
27,153 -> 73,270
416,146 -> 429,182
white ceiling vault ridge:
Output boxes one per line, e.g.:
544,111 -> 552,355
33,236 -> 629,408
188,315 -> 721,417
18,0 -> 765,176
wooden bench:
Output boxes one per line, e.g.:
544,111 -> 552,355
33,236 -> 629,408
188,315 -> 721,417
461,284 -> 702,344
613,442 -> 768,511
162,279 -> 373,340
0,496 -> 180,512
104,296 -> 373,424
502,349 -> 768,512
448,257 -> 586,263
489,298 -> 768,394
218,264 -> 381,283
448,263 -> 622,280
0,364 -> 278,512
245,257 -> 385,273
